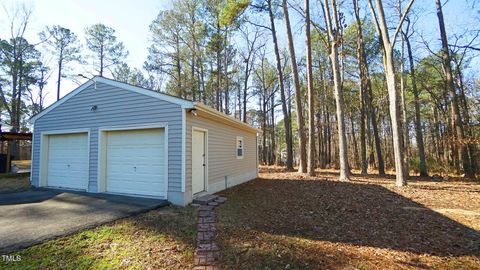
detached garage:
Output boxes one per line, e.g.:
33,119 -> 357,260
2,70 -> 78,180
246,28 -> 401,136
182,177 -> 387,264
29,77 -> 259,205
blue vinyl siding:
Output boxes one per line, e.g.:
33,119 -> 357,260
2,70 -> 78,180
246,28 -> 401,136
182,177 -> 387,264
31,82 -> 183,193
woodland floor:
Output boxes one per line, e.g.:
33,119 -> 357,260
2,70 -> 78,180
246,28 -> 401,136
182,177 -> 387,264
1,167 -> 479,269
216,166 -> 480,269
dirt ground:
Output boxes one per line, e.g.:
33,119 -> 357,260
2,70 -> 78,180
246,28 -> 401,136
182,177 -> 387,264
215,166 -> 480,269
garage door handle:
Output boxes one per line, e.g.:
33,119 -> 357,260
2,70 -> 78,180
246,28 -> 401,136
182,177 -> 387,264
67,164 -> 70,168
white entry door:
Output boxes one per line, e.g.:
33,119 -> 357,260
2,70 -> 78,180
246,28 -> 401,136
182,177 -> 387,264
192,129 -> 206,194
105,128 -> 166,197
47,133 -> 89,190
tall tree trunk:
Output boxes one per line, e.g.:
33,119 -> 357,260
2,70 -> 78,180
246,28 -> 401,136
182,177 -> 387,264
354,0 -> 368,175
200,59 -> 207,103
175,36 -> 182,97
270,93 -> 276,165
324,0 -> 350,181
100,44 -> 104,77
385,46 -> 407,185
305,0 -> 316,176
243,60 -> 249,123
191,51 -> 196,101
282,0 -> 307,173
350,112 -> 360,168
435,0 -> 473,177
366,67 -> 385,174
216,22 -> 221,111
404,31 -> 428,176
267,0 -> 294,171
455,60 -> 477,173
400,30 -> 409,176
367,0 -> 411,185
56,50 -> 63,101
224,38 -> 230,114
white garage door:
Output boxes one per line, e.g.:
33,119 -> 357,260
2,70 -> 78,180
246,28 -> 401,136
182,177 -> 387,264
47,133 -> 89,190
105,128 -> 166,197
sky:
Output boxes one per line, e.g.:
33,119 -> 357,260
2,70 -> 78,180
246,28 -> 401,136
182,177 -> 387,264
0,0 -> 478,109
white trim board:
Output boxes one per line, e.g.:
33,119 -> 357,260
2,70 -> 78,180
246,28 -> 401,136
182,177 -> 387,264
181,109 -> 186,192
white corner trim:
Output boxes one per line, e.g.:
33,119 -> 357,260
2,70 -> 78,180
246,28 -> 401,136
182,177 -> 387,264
30,129 -> 35,185
181,109 -> 186,192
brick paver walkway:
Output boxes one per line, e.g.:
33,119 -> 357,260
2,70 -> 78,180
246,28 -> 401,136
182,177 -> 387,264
193,196 -> 226,270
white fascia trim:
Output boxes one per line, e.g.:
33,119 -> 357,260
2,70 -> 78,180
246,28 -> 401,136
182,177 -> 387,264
96,77 -> 194,108
193,102 -> 261,133
28,81 -> 94,123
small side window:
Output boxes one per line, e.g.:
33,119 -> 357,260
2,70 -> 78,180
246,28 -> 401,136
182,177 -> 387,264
236,136 -> 244,159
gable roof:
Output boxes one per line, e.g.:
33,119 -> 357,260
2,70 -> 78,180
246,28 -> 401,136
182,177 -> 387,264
28,76 -> 194,123
28,77 -> 260,133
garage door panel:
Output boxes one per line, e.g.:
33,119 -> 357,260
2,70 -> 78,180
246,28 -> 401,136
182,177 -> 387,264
105,129 -> 166,197
47,133 -> 88,190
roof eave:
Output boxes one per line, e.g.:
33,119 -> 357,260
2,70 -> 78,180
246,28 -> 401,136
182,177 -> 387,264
192,102 -> 261,134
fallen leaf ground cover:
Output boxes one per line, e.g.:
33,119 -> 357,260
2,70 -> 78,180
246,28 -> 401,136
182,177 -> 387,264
216,166 -> 480,269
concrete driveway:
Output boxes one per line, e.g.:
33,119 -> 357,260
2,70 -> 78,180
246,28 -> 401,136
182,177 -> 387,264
0,188 -> 168,254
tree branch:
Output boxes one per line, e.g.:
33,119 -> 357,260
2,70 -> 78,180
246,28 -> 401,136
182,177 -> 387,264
392,0 -> 416,47
245,19 -> 271,31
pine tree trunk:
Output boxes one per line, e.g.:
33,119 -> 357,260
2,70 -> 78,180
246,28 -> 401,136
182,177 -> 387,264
267,0 -> 294,170
436,0 -> 473,177
305,0 -> 316,176
405,32 -> 428,176
324,0 -> 350,181
57,51 -> 63,101
216,23 -> 221,111
400,33 -> 409,176
354,0 -> 368,175
282,0 -> 307,173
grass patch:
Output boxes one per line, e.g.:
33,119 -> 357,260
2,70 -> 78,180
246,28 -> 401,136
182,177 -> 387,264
215,166 -> 480,269
0,206 -> 197,270
0,174 -> 30,192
